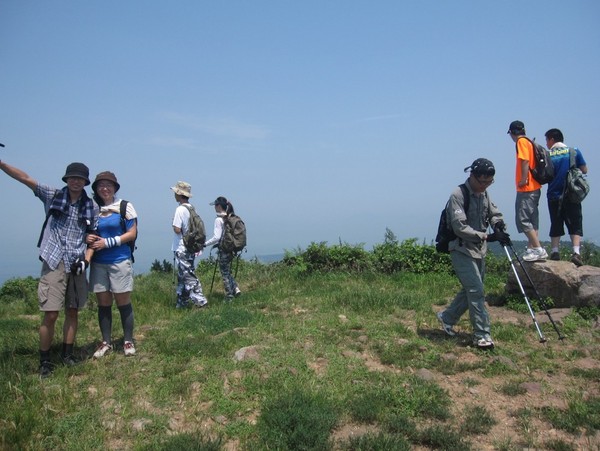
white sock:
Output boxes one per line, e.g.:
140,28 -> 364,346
573,246 -> 580,255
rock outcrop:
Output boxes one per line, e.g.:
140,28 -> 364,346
505,260 -> 600,308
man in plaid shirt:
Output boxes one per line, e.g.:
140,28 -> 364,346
0,159 -> 98,378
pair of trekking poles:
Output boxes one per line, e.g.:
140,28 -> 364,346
209,246 -> 245,294
498,233 -> 565,343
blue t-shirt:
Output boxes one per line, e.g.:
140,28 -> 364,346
547,146 -> 587,200
92,213 -> 135,264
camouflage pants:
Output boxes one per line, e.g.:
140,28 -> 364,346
174,251 -> 207,308
219,251 -> 239,299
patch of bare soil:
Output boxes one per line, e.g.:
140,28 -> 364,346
326,307 -> 599,450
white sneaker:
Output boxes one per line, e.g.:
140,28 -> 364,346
521,248 -> 534,259
473,336 -> 494,349
93,341 -> 112,358
522,248 -> 548,262
124,341 -> 136,356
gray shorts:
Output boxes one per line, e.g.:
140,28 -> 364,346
38,261 -> 88,311
515,190 -> 541,233
90,259 -> 134,294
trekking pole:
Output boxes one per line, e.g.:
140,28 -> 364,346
209,247 -> 219,294
501,244 -> 547,343
506,243 -> 565,341
234,250 -> 243,278
173,254 -> 177,303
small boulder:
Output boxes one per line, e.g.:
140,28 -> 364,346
506,260 -> 600,308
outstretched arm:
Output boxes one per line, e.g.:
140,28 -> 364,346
0,160 -> 38,191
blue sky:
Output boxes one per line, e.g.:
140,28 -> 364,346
1,1 -> 599,283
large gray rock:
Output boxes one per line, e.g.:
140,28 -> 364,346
505,260 -> 600,308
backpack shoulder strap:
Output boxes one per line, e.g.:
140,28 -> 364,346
119,200 -> 128,233
459,183 -> 470,214
37,189 -> 60,248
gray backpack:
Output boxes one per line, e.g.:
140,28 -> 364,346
564,148 -> 589,203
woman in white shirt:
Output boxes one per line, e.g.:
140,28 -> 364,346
205,196 -> 241,300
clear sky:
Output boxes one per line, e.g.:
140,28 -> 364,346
1,1 -> 599,283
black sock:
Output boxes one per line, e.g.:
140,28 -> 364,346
98,305 -> 113,343
40,349 -> 51,363
118,303 -> 134,343
62,343 -> 74,358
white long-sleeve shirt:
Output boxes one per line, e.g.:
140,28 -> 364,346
204,213 -> 227,247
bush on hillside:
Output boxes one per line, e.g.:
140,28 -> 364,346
283,241 -> 373,274
0,276 -> 38,308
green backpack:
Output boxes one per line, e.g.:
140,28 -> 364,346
220,214 -> 247,253
564,148 -> 590,203
182,204 -> 206,254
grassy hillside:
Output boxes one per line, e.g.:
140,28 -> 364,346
1,240 -> 599,450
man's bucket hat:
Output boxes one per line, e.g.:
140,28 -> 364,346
92,171 -> 121,192
171,181 -> 193,198
62,162 -> 90,185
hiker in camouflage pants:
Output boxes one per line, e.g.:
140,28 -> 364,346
171,181 -> 207,308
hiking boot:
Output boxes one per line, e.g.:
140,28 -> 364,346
550,252 -> 560,261
571,253 -> 583,267
473,336 -> 495,350
522,248 -> 548,262
61,354 -> 79,366
93,341 -> 112,359
436,311 -> 456,336
39,360 -> 54,378
124,341 -> 136,357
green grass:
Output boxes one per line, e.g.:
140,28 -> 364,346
0,261 -> 599,450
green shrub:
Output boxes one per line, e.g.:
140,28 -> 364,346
283,241 -> 372,274
0,276 -> 38,308
372,237 -> 451,274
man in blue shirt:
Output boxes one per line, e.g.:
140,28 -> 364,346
544,128 -> 588,266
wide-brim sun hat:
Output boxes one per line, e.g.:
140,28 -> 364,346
62,162 -> 91,186
92,171 -> 121,192
171,181 -> 192,198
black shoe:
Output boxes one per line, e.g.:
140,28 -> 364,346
571,253 -> 583,267
61,354 -> 79,367
550,252 -> 560,261
39,360 -> 54,378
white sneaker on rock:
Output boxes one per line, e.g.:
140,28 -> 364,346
522,248 -> 548,262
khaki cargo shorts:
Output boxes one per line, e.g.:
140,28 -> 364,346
38,261 -> 88,311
